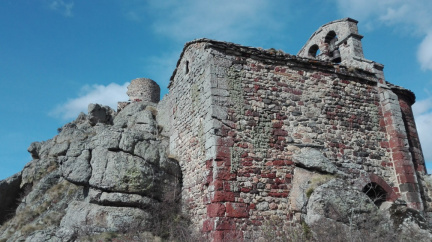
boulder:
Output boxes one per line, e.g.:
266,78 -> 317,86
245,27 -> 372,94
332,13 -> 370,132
57,201 -> 151,239
88,103 -> 114,125
293,148 -> 340,175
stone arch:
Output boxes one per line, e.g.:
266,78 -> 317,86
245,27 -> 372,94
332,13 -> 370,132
308,44 -> 319,58
362,182 -> 387,206
298,18 -> 366,64
324,30 -> 341,63
356,173 -> 399,203
324,30 -> 337,44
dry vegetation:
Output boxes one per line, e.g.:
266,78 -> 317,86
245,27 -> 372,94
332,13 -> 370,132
0,179 -> 80,239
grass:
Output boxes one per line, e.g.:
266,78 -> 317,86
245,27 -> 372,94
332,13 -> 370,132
306,174 -> 335,198
0,179 -> 79,239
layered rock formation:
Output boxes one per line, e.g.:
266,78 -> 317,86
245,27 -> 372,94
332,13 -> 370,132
0,102 -> 183,241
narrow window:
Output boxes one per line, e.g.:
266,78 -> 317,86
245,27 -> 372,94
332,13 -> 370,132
185,61 -> 189,74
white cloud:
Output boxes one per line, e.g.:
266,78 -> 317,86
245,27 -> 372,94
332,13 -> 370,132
413,97 -> 432,116
127,0 -> 283,44
48,0 -> 74,17
122,0 -> 289,91
335,0 -> 432,70
418,33 -> 432,70
413,97 -> 432,164
50,82 -> 129,120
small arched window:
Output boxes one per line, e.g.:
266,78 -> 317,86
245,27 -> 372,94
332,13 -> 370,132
324,31 -> 337,44
362,182 -> 387,207
308,44 -> 319,58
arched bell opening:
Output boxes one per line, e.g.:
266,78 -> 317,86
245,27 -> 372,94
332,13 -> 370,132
308,44 -> 319,58
324,31 -> 341,63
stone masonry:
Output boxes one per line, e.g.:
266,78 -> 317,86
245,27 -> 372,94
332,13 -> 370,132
156,18 -> 427,241
127,78 -> 160,103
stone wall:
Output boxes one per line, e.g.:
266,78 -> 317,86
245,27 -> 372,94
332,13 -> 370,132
202,44 -> 397,240
159,37 -> 427,241
158,41 -> 216,230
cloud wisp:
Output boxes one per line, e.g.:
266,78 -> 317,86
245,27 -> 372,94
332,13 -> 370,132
335,0 -> 432,71
48,0 -> 74,17
126,0 -> 283,44
413,97 -> 432,162
50,82 -> 129,120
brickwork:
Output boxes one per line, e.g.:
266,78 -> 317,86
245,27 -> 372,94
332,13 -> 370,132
396,92 -> 426,174
157,18 -> 427,241
378,86 -> 423,210
198,45 -> 399,240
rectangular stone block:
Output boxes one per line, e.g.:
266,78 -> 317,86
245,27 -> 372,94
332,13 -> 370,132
404,191 -> 422,203
212,191 -> 235,202
215,217 -> 236,230
207,203 -> 226,217
399,183 -> 418,193
202,218 -> 215,232
398,174 -> 417,184
226,202 -> 249,218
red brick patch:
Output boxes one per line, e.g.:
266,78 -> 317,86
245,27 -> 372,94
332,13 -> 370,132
226,202 -> 249,218
202,219 -> 214,232
212,191 -> 235,202
207,203 -> 226,217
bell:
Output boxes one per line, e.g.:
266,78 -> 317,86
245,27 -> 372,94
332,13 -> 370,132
332,49 -> 341,63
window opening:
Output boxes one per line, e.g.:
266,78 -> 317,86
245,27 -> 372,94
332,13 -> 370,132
325,31 -> 341,63
185,61 -> 189,74
308,44 -> 319,58
362,182 -> 387,207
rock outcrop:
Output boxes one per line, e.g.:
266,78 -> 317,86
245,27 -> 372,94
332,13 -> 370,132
0,102 -> 183,241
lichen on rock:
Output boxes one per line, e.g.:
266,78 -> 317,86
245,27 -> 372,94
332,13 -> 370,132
0,102 -> 184,241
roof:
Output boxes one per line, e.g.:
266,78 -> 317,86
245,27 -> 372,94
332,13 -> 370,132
167,38 -> 415,103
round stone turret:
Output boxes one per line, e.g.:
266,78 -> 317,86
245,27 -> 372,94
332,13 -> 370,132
127,78 -> 160,103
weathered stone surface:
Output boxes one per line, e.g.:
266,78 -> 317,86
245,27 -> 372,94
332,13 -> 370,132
113,102 -> 147,127
20,156 -> 57,189
0,173 -> 22,224
420,174 -> 432,212
89,188 -> 157,208
18,170 -> 62,210
58,201 -> 151,237
60,149 -> 91,184
289,167 -> 335,213
25,228 -> 61,242
88,103 -> 114,125
88,128 -> 122,150
27,142 -> 41,159
127,78 -> 160,103
293,148 -> 340,175
0,94 -> 183,241
89,148 -> 154,193
119,130 -> 143,152
306,179 -> 377,225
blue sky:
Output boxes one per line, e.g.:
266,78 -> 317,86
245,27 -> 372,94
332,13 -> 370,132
1,0 -> 431,180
